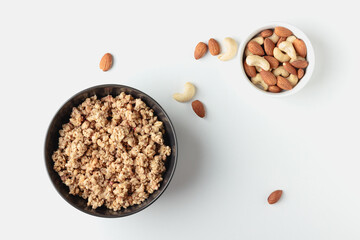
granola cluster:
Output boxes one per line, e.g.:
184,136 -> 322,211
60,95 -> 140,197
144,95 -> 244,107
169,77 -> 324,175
52,93 -> 171,210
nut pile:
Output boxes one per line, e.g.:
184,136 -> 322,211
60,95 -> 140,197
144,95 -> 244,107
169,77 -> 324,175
243,26 -> 308,92
172,82 -> 205,118
194,37 -> 238,61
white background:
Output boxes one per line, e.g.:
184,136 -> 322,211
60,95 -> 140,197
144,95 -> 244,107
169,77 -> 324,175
1,0 -> 360,239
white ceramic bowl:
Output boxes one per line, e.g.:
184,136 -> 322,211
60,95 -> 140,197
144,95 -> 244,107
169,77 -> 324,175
239,22 -> 315,97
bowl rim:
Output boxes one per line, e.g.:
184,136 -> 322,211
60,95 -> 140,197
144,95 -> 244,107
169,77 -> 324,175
44,84 -> 178,218
239,21 -> 315,97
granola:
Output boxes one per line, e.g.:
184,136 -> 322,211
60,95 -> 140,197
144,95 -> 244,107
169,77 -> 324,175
52,93 -> 171,210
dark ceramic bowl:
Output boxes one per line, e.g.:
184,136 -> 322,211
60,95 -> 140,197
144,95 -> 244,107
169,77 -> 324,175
44,84 -> 177,218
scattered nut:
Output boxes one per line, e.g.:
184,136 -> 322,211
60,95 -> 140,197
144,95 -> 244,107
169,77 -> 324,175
246,55 -> 270,71
273,47 -> 291,62
268,190 -> 283,204
218,37 -> 238,61
173,82 -> 196,102
191,100 -> 205,118
99,53 -> 113,71
208,38 -> 220,56
194,42 -> 208,60
251,73 -> 268,91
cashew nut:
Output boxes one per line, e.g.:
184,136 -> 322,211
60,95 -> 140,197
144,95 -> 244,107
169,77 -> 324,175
218,37 -> 238,61
286,35 -> 297,43
287,74 -> 299,86
252,36 -> 264,45
273,66 -> 290,77
172,82 -> 196,102
255,66 -> 262,72
278,41 -> 297,59
273,47 -> 291,62
268,32 -> 280,44
246,55 -> 270,71
251,73 -> 268,91
290,56 -> 306,63
245,48 -> 253,57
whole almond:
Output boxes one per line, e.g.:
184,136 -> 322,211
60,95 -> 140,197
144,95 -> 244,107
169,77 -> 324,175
293,39 -> 307,58
208,38 -> 220,56
260,29 -> 273,38
277,76 -> 293,90
264,56 -> 279,69
274,27 -> 293,37
264,38 -> 275,56
260,70 -> 277,86
247,41 -> 264,56
298,68 -> 305,79
283,62 -> 297,75
268,85 -> 282,93
191,100 -> 205,118
99,53 -> 113,71
244,61 -> 256,78
268,190 -> 283,204
290,60 -> 308,69
194,42 -> 208,60
276,37 -> 287,47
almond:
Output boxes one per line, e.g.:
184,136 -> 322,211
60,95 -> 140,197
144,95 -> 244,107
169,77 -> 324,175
276,37 -> 286,47
260,29 -> 273,38
247,41 -> 264,56
283,62 -> 297,75
298,68 -> 305,79
194,42 -> 208,60
264,56 -> 279,69
268,190 -> 283,204
208,38 -> 220,56
290,60 -> 308,69
268,85 -> 282,93
99,53 -> 113,71
274,27 -> 293,37
277,76 -> 293,90
293,39 -> 307,58
191,100 -> 205,118
264,38 -> 275,56
260,70 -> 277,86
244,61 -> 256,78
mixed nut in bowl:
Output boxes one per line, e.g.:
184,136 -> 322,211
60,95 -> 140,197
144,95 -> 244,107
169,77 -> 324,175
44,84 -> 177,217
239,22 -> 315,97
